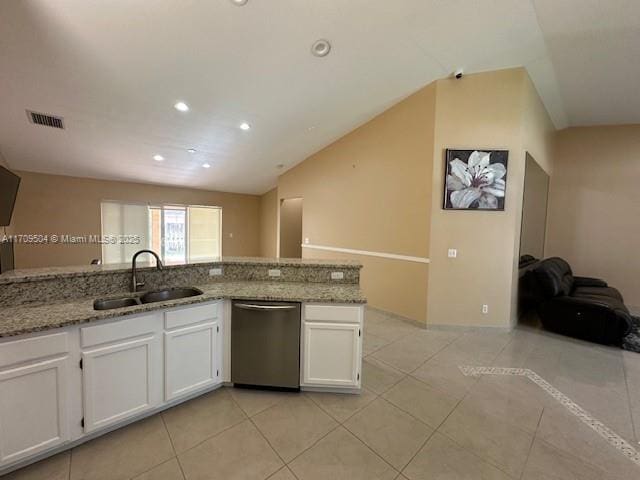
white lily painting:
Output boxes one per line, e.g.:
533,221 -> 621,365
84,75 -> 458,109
444,149 -> 509,210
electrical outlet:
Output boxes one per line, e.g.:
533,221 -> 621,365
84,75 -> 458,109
448,249 -> 457,258
208,268 -> 223,276
331,271 -> 344,280
229,232 -> 234,238
304,237 -> 310,244
482,304 -> 489,314
268,269 -> 281,277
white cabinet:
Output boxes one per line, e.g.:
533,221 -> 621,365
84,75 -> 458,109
80,314 -> 162,433
0,333 -> 70,465
301,304 -> 363,389
164,320 -> 220,401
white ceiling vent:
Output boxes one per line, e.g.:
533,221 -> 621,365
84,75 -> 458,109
26,110 -> 65,129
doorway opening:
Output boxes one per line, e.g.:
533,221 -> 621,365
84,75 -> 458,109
279,198 -> 303,258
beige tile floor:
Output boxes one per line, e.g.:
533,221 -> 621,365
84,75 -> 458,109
4,307 -> 640,479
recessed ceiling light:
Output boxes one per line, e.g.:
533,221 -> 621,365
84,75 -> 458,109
239,122 -> 251,131
187,148 -> 196,153
230,0 -> 248,5
153,154 -> 164,161
174,101 -> 189,112
202,163 -> 211,168
311,39 -> 331,57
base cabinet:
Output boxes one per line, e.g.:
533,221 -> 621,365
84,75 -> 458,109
164,320 -> 220,401
0,333 -> 70,465
303,322 -> 361,387
81,336 -> 158,433
301,304 -> 363,389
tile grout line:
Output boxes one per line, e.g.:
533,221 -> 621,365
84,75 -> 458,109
159,390 -> 249,468
460,366 -> 640,468
402,366 -> 519,480
304,387 -> 379,424
338,419 -> 402,476
621,358 -> 640,444
159,413 -> 187,480
383,330 -> 518,477
225,391 -> 292,476
67,448 -> 72,480
518,406 -> 545,480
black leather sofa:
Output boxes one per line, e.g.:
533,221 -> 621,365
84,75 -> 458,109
529,257 -> 633,345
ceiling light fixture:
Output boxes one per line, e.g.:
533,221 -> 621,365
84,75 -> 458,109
230,0 -> 248,5
202,163 -> 211,168
187,148 -> 196,153
153,154 -> 164,161
239,122 -> 251,131
174,101 -> 189,112
311,39 -> 331,57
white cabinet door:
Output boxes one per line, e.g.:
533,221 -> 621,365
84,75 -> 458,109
0,356 -> 70,465
164,320 -> 220,401
81,336 -> 157,433
302,322 -> 361,388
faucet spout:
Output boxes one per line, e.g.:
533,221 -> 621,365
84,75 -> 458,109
131,249 -> 163,293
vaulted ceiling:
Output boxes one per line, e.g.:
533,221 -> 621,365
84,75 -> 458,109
0,1 -> 638,194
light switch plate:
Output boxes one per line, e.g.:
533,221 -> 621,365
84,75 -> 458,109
268,269 -> 281,277
209,268 -> 223,276
331,271 -> 344,280
448,249 -> 457,258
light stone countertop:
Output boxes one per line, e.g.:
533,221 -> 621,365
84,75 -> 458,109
0,256 -> 362,285
0,281 -> 366,338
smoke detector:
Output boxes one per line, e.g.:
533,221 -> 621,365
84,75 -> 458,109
311,39 -> 331,57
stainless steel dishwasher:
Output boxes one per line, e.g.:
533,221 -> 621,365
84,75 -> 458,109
231,300 -> 301,390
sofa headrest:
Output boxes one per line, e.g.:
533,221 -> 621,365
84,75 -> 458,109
533,257 -> 574,297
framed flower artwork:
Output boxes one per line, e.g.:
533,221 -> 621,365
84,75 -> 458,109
443,149 -> 509,210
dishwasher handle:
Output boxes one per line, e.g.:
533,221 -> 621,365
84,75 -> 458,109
234,303 -> 297,311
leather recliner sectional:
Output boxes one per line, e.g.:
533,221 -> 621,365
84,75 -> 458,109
529,257 -> 633,345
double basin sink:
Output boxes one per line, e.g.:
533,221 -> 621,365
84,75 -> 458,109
93,287 -> 203,311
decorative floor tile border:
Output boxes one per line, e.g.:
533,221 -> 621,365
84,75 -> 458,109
459,365 -> 640,467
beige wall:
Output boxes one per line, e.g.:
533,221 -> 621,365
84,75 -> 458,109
10,171 -> 261,268
427,68 -> 555,328
546,125 -> 640,308
520,153 -> 550,259
259,188 -> 278,258
278,83 -> 437,323
279,198 -> 303,258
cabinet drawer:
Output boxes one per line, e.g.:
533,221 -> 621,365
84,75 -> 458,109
81,314 -> 159,348
0,332 -> 69,369
304,304 -> 362,324
164,302 -> 219,330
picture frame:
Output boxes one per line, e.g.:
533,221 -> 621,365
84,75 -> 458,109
443,149 -> 509,211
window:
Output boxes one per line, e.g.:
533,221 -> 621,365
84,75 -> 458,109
101,202 -> 222,264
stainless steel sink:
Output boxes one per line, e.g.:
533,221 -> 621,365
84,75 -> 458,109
93,297 -> 141,310
93,287 -> 203,310
140,287 -> 203,304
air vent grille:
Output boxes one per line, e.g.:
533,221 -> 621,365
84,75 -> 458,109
27,110 -> 65,129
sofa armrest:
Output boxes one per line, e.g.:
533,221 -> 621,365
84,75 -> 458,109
573,276 -> 608,288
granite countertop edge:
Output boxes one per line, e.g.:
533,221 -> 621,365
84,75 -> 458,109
0,281 -> 367,338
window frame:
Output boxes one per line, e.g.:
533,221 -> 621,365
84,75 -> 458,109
100,200 -> 223,264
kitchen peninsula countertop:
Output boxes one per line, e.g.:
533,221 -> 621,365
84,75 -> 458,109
0,281 -> 366,338
0,256 -> 362,285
